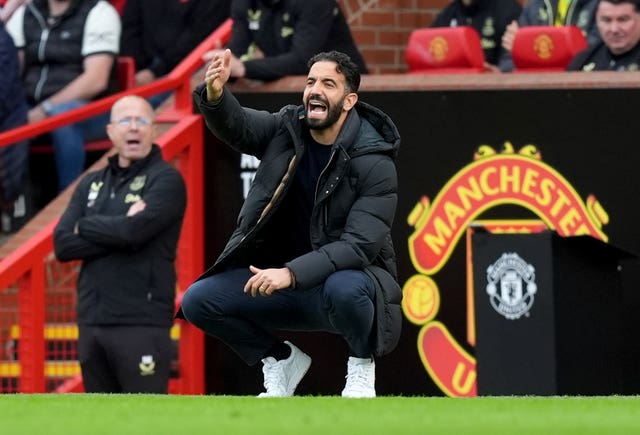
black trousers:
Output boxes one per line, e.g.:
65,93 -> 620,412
78,325 -> 173,393
181,268 -> 376,365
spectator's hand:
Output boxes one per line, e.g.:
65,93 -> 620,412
252,46 -> 265,59
502,20 -> 519,52
227,53 -> 246,78
127,200 -> 146,217
205,49 -> 231,102
135,69 -> 156,86
484,62 -> 502,73
28,106 -> 47,123
244,265 -> 293,297
202,49 -> 218,62
204,49 -> 245,78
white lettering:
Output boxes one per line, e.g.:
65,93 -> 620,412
240,154 -> 260,169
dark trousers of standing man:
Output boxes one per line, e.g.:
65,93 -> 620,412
181,268 -> 376,365
78,325 -> 173,393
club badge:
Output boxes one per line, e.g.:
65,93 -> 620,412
139,355 -> 156,376
485,253 -> 537,320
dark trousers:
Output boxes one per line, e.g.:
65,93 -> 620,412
181,268 -> 376,365
78,325 -> 173,393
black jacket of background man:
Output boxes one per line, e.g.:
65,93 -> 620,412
567,40 -> 640,71
121,0 -> 230,77
227,0 -> 368,81
431,0 -> 522,65
54,145 -> 187,327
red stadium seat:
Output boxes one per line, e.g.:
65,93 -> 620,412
109,0 -> 127,15
512,26 -> 587,72
405,27 -> 486,74
115,55 -> 135,91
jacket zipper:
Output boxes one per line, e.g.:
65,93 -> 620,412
314,148 -> 337,203
30,7 -> 50,101
314,147 -> 343,231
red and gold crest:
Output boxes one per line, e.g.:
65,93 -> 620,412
403,142 -> 609,397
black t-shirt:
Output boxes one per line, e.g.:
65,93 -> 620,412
251,132 -> 332,268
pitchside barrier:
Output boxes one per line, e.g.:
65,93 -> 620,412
201,72 -> 640,396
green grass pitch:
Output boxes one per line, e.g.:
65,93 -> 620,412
1,394 -> 640,434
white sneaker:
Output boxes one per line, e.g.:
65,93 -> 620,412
341,356 -> 376,398
258,341 -> 311,397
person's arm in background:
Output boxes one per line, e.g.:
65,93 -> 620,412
53,177 -> 111,262
28,54 -> 115,122
497,5 -> 536,72
148,0 -> 231,80
28,1 -> 121,122
4,1 -> 24,72
76,168 -> 186,250
225,0 -> 254,60
241,0 -> 337,81
430,5 -> 454,28
485,1 -> 522,72
0,22 -> 16,117
0,0 -> 26,23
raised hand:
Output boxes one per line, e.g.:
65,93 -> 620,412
205,48 -> 232,102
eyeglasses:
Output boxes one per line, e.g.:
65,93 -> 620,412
112,116 -> 152,127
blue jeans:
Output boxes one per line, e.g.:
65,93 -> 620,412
47,100 -> 110,191
147,90 -> 172,109
181,268 -> 376,365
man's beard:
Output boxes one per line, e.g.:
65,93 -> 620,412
304,96 -> 344,130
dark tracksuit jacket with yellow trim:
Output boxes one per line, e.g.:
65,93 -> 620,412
227,0 -> 368,81
54,145 -> 186,327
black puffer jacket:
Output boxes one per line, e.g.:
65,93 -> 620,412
192,84 -> 402,356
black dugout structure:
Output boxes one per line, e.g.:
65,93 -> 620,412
471,231 -> 635,396
202,72 -> 640,396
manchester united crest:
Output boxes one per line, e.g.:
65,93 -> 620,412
485,253 -> 537,320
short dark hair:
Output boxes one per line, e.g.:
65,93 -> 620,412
308,51 -> 361,93
599,0 -> 640,11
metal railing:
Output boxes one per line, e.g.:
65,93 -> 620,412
0,19 -> 232,394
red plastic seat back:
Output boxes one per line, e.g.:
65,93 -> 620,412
109,0 -> 127,15
512,26 -> 587,72
405,27 -> 486,74
116,56 -> 136,91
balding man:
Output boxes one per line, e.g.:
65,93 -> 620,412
54,95 -> 187,393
